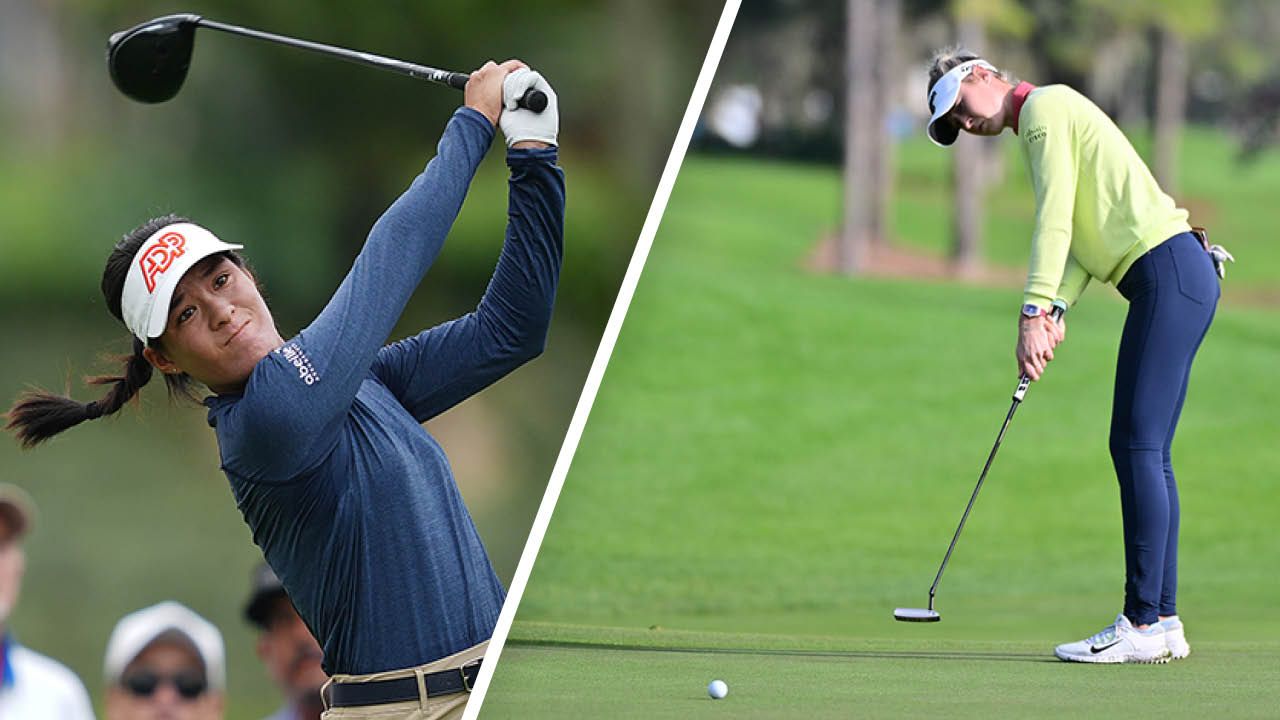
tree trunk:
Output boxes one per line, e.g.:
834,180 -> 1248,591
0,0 -> 69,149
951,17 -> 986,277
614,0 -> 672,187
1088,31 -> 1139,119
840,0 -> 877,273
1153,26 -> 1188,195
869,0 -> 901,251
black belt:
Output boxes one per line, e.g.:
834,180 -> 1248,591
328,660 -> 481,708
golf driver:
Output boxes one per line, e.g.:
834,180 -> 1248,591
894,304 -> 1066,623
107,13 -> 548,111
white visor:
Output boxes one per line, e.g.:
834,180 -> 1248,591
120,223 -> 243,342
926,59 -> 996,147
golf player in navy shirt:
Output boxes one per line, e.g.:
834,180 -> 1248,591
8,59 -> 562,718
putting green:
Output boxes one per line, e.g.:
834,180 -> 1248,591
480,145 -> 1280,717
485,624 -> 1280,718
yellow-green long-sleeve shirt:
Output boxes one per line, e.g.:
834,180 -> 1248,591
1017,84 -> 1191,309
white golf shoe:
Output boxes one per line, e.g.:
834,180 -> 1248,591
1054,614 -> 1171,664
1161,615 -> 1191,660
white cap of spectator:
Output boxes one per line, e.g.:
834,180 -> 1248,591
103,601 -> 226,691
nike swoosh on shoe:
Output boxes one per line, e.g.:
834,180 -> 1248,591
1090,640 -> 1122,654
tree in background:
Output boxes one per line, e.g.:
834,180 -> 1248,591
703,0 -> 1280,276
949,12 -> 986,277
946,0 -> 1031,275
870,0 -> 902,257
1150,0 -> 1222,194
841,0 -> 878,272
1065,0 -> 1223,195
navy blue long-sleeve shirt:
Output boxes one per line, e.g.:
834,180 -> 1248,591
204,107 -> 564,674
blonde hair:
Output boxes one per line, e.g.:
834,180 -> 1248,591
927,45 -> 1019,94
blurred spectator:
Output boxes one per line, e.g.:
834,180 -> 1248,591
0,483 -> 95,718
706,84 -> 764,147
104,601 -> 225,720
244,563 -> 325,720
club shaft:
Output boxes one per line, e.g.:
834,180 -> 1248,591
923,304 -> 1064,611
927,391 -> 1023,611
196,18 -> 466,89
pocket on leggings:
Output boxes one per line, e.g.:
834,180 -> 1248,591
1170,242 -> 1218,305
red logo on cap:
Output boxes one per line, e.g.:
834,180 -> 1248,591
138,232 -> 187,293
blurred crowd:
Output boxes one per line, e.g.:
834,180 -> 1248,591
0,484 -> 327,719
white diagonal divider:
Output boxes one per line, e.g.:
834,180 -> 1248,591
462,1 -> 744,715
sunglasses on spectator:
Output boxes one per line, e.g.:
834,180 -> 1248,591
121,670 -> 208,700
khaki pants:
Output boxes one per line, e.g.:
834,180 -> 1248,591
320,641 -> 487,720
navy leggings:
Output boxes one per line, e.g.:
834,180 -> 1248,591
1112,231 -> 1219,626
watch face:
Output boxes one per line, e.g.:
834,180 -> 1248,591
1021,304 -> 1042,318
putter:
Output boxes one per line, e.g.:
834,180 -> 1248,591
107,14 -> 548,112
895,304 -> 1066,623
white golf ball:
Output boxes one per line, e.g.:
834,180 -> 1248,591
708,679 -> 728,699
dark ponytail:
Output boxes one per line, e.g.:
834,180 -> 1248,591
5,213 -> 211,448
6,339 -> 156,448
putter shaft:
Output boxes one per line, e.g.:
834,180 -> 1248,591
925,304 -> 1065,612
928,395 -> 1022,610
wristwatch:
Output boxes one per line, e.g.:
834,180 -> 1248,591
1020,303 -> 1046,319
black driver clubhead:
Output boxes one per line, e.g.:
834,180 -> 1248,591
107,13 -> 202,103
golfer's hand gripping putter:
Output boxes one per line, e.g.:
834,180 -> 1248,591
1014,303 -> 1066,402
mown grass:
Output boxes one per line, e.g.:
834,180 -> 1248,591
481,140 -> 1280,717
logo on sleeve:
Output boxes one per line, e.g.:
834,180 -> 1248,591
1026,125 -> 1047,143
138,232 -> 187,292
277,343 -> 320,386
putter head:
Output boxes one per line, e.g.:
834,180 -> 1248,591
107,14 -> 203,103
894,608 -> 941,623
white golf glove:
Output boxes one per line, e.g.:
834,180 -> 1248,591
1208,244 -> 1235,280
500,68 -> 558,148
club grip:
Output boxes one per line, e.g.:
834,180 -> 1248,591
448,72 -> 548,113
517,88 -> 549,113
1013,375 -> 1032,402
1013,303 -> 1067,402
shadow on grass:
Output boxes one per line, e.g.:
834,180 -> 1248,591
510,639 -> 1056,664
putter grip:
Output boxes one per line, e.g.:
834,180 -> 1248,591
447,72 -> 548,113
1013,304 -> 1067,402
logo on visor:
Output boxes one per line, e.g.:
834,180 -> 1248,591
138,232 -> 187,293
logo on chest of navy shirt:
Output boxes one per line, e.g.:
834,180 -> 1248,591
277,342 -> 320,386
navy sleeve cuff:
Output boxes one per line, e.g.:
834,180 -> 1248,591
453,106 -> 496,144
507,146 -> 559,166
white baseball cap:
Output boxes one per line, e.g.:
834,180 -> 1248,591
104,601 -> 226,691
926,59 -> 997,147
121,222 -> 242,342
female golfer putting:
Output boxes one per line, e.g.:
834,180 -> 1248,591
925,49 -> 1230,664
7,60 -> 562,715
